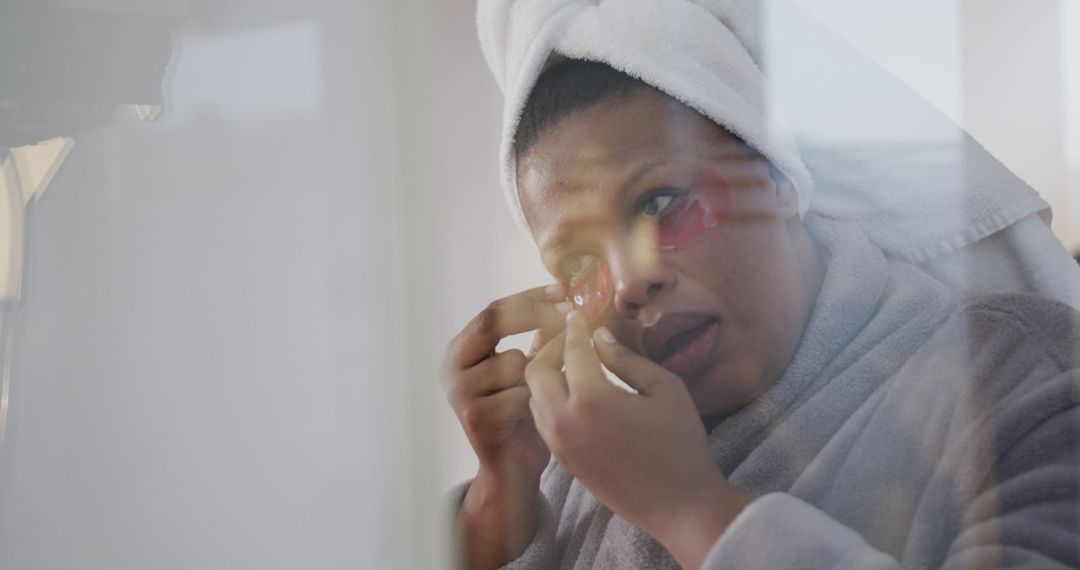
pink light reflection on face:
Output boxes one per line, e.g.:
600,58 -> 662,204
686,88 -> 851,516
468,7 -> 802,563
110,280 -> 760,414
657,167 -> 735,249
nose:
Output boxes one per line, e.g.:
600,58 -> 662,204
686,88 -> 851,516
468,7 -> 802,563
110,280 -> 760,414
608,240 -> 675,320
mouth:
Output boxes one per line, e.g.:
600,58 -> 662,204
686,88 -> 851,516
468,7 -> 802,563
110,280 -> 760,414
643,314 -> 721,378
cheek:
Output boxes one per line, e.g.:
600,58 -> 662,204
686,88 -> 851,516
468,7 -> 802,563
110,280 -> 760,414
568,262 -> 614,324
702,232 -> 808,362
657,167 -> 734,249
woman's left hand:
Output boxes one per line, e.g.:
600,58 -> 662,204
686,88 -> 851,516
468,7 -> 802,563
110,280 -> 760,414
525,311 -> 751,569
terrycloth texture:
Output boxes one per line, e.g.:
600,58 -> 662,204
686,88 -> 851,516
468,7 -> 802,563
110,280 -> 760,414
476,0 -> 1080,309
481,217 -> 1080,569
924,215 -> 1080,311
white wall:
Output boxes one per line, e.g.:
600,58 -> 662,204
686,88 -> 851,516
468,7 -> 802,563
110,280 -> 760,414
0,1 -> 415,568
1065,0 -> 1080,253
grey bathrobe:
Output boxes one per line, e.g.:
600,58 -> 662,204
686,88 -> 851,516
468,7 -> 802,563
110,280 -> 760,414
463,217 -> 1080,569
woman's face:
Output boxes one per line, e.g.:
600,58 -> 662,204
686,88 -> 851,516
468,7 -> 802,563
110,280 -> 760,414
517,88 -> 823,416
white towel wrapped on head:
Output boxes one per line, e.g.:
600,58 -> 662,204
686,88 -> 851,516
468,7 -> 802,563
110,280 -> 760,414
477,0 -> 1080,307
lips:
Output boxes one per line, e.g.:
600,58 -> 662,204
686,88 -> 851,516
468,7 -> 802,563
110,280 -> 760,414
642,313 -> 721,377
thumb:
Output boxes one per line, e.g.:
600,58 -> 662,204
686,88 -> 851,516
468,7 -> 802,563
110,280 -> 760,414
591,327 -> 681,396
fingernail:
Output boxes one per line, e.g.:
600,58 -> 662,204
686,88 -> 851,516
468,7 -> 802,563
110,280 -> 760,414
545,284 -> 565,299
595,327 -> 616,344
554,301 -> 572,315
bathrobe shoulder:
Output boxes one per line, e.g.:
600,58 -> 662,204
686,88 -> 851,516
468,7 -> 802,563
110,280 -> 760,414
700,293 -> 1080,570
498,221 -> 1080,569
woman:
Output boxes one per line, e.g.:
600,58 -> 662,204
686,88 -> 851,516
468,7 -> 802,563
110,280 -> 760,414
443,2 -> 1080,568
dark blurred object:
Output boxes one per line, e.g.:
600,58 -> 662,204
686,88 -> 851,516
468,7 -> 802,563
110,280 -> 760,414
1074,252 -> 1079,265
0,1 -> 186,147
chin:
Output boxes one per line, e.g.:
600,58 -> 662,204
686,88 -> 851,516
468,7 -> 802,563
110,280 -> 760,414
687,364 -> 768,416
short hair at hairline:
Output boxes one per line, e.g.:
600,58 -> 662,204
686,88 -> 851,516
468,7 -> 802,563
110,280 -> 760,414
514,59 -> 650,159
513,58 -> 788,189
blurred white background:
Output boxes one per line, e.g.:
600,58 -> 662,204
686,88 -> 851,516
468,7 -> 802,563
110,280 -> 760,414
1,1 -> 415,568
0,1 -> 1077,569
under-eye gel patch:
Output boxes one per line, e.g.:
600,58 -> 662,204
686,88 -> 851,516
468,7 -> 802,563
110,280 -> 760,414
657,167 -> 735,249
568,260 -> 613,324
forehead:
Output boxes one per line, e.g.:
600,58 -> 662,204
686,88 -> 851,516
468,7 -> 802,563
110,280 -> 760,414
516,89 -> 751,246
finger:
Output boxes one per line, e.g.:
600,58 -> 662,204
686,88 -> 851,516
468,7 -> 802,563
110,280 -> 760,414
458,385 -> 533,437
592,326 -> 678,396
448,284 -> 568,368
456,349 -> 527,397
563,311 -> 608,395
474,385 -> 533,426
526,314 -> 568,360
525,331 -> 568,404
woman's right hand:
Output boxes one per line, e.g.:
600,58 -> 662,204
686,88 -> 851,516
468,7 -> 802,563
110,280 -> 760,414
441,284 -> 569,486
443,285 -> 570,569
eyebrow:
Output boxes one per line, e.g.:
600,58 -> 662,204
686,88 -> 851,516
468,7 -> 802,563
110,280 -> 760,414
621,158 -> 676,193
540,218 -> 607,256
539,158 -> 675,255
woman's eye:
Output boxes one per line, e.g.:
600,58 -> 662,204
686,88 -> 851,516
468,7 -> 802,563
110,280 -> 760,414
639,193 -> 676,218
563,253 -> 599,284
